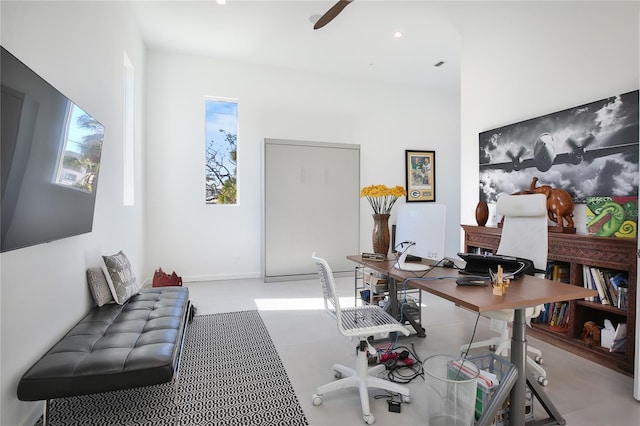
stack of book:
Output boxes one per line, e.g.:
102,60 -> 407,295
538,301 -> 570,329
582,266 -> 629,309
547,262 -> 570,283
536,262 -> 571,330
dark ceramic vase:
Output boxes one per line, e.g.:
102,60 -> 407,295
371,214 -> 391,255
475,201 -> 489,226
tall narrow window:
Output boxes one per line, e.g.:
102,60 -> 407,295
123,52 -> 135,206
205,98 -> 238,205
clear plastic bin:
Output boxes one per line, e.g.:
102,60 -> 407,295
425,354 -> 479,426
466,353 -> 534,426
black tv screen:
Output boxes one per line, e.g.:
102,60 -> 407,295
1,46 -> 105,252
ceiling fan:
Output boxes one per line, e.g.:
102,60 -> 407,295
314,0 -> 354,30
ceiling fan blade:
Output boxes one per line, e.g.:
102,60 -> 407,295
314,0 -> 353,30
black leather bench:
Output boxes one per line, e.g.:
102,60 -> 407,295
17,286 -> 191,423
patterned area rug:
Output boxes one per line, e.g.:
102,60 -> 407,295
37,311 -> 308,425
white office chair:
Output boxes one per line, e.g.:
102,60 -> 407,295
461,193 -> 549,386
311,253 -> 411,425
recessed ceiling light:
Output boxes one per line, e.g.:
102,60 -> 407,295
216,0 -> 226,5
393,31 -> 403,38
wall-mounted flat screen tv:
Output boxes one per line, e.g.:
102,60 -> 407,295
1,46 -> 105,252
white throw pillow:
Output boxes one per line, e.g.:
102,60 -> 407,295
87,267 -> 114,307
101,251 -> 139,305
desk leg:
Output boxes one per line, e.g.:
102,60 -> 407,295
387,277 -> 399,318
509,309 -> 566,426
402,307 -> 426,337
527,373 -> 566,425
510,308 -> 527,426
388,278 -> 425,337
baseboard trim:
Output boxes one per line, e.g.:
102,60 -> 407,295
183,272 -> 262,282
142,272 -> 261,287
264,270 -> 351,283
143,270 -> 352,285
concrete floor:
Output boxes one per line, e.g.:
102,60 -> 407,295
185,275 -> 640,426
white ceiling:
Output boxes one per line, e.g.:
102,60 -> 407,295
130,0 -> 461,90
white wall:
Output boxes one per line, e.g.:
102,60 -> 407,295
0,2 -> 146,425
144,51 -> 461,280
448,1 -> 639,237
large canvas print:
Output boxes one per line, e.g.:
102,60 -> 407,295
479,90 -> 639,203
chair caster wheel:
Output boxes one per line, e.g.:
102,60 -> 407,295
538,376 -> 548,386
535,356 -> 544,365
363,414 -> 375,424
333,370 -> 343,379
402,395 -> 412,404
312,394 -> 323,406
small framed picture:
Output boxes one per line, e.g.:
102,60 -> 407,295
405,150 -> 435,202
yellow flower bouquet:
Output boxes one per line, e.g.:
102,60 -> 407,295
360,185 -> 406,214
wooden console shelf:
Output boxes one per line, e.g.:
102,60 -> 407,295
462,224 -> 637,376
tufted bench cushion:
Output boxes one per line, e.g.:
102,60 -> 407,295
17,286 -> 191,401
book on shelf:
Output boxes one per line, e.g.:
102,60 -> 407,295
557,302 -> 569,327
617,285 -> 629,310
583,266 -> 629,308
561,303 -> 571,329
544,301 -> 569,329
598,269 -> 616,306
588,266 -> 610,305
609,272 -> 629,289
555,263 -> 570,283
540,262 -> 571,327
608,272 -> 629,309
582,265 -> 596,302
537,303 -> 548,323
546,261 -> 570,283
549,303 -> 559,326
550,303 -> 561,326
544,303 -> 551,323
536,302 -> 569,330
601,270 -> 619,307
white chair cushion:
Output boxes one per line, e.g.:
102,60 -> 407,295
496,193 -> 547,216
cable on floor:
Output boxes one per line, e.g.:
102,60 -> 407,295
381,342 -> 425,385
461,311 -> 482,359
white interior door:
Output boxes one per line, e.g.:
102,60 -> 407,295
264,139 -> 359,281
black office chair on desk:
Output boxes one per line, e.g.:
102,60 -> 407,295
311,253 -> 411,425
460,193 -> 549,386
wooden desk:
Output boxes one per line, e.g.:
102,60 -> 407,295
347,255 -> 597,426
